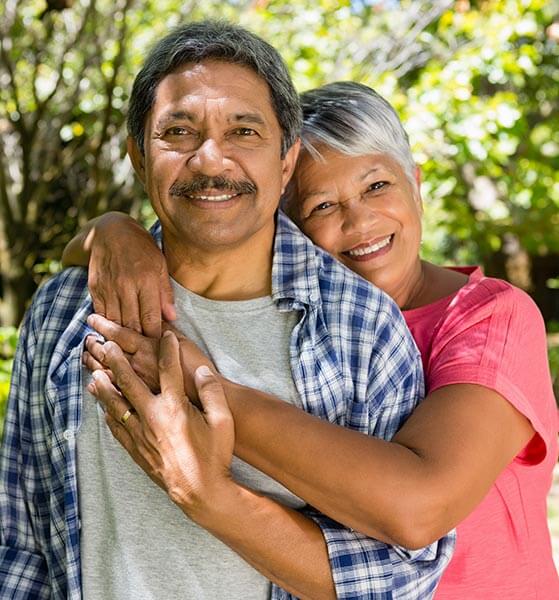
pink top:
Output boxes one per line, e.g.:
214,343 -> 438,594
404,266 -> 559,599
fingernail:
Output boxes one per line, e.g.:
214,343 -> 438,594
91,371 -> 101,381
163,330 -> 174,339
196,365 -> 213,378
87,382 -> 96,394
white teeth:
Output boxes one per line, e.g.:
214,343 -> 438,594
188,194 -> 236,201
347,236 -> 392,257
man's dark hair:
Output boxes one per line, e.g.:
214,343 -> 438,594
127,20 -> 302,158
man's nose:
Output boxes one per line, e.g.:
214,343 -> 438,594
187,138 -> 228,177
341,201 -> 378,235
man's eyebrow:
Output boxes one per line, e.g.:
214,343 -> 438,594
228,113 -> 267,126
155,111 -> 194,128
155,111 -> 268,129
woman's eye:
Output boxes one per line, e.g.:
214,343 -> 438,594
366,181 -> 388,193
311,201 -> 333,214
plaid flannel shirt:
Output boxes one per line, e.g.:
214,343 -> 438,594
0,211 -> 454,599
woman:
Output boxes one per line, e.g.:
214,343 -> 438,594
64,82 -> 559,598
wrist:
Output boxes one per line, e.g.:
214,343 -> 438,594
178,476 -> 241,530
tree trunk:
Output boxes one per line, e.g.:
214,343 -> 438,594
530,254 -> 559,325
0,266 -> 38,328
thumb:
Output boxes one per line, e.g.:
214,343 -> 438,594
160,270 -> 176,322
194,366 -> 232,429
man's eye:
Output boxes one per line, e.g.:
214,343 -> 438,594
166,127 -> 189,136
234,128 -> 257,136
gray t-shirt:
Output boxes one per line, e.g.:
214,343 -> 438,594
77,281 -> 305,599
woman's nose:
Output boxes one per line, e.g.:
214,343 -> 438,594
341,201 -> 377,235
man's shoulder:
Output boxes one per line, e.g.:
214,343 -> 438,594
26,267 -> 90,335
315,248 -> 399,321
275,212 -> 395,315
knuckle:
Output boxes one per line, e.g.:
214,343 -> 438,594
125,317 -> 142,331
103,341 -> 120,360
116,371 -> 134,390
142,309 -> 161,324
113,275 -> 131,290
88,272 -> 100,290
201,381 -> 224,397
158,355 -> 175,372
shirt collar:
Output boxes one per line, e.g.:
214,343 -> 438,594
271,210 -> 322,308
151,211 -> 322,309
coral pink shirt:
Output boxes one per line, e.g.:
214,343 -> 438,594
404,267 -> 559,599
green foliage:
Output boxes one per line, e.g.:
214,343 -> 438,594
400,0 -> 559,270
1,0 -> 558,325
0,327 -> 17,438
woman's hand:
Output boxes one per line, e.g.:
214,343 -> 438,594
84,313 -> 215,401
84,314 -> 160,391
87,331 -> 235,516
63,211 -> 176,338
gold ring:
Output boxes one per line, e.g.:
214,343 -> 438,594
120,408 -> 134,425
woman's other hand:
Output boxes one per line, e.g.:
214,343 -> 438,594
63,211 -> 176,337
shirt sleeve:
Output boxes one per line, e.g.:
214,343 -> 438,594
0,305 -> 51,599
270,506 -> 455,600
426,278 -> 558,463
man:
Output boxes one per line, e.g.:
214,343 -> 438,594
0,21 -> 453,599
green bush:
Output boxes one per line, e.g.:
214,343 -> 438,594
0,327 -> 18,438
549,345 -> 559,405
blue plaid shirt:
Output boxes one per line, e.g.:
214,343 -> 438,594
0,211 -> 454,599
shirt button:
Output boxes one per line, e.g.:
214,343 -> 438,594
63,429 -> 75,441
309,292 -> 319,303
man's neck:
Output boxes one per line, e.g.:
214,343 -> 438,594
162,232 -> 274,301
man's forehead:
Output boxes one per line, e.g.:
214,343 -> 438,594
150,60 -> 275,116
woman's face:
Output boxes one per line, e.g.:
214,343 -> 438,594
292,147 -> 423,306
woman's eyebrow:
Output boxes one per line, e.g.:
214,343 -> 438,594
359,166 -> 383,181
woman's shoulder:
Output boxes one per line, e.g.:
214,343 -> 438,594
450,267 -> 544,329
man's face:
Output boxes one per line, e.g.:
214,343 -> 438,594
129,60 -> 299,258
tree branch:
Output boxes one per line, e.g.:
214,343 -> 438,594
90,0 -> 134,210
0,35 -> 27,137
0,138 -> 14,235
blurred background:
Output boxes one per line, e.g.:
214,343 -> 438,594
1,0 -> 558,563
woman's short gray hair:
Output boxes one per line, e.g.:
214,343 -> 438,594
299,82 -> 416,184
127,20 -> 302,158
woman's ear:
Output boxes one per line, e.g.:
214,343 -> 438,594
127,136 -> 146,184
414,164 -> 422,187
414,165 -> 424,214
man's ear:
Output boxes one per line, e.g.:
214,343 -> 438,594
127,136 -> 146,184
280,138 -> 301,193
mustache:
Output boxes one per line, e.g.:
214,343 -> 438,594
169,176 -> 257,197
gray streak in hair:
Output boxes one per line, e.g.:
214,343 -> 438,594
299,82 -> 416,184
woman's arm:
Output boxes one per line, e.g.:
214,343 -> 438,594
62,212 -> 175,337
224,380 -> 534,548
74,216 -> 538,548
84,315 -> 534,549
